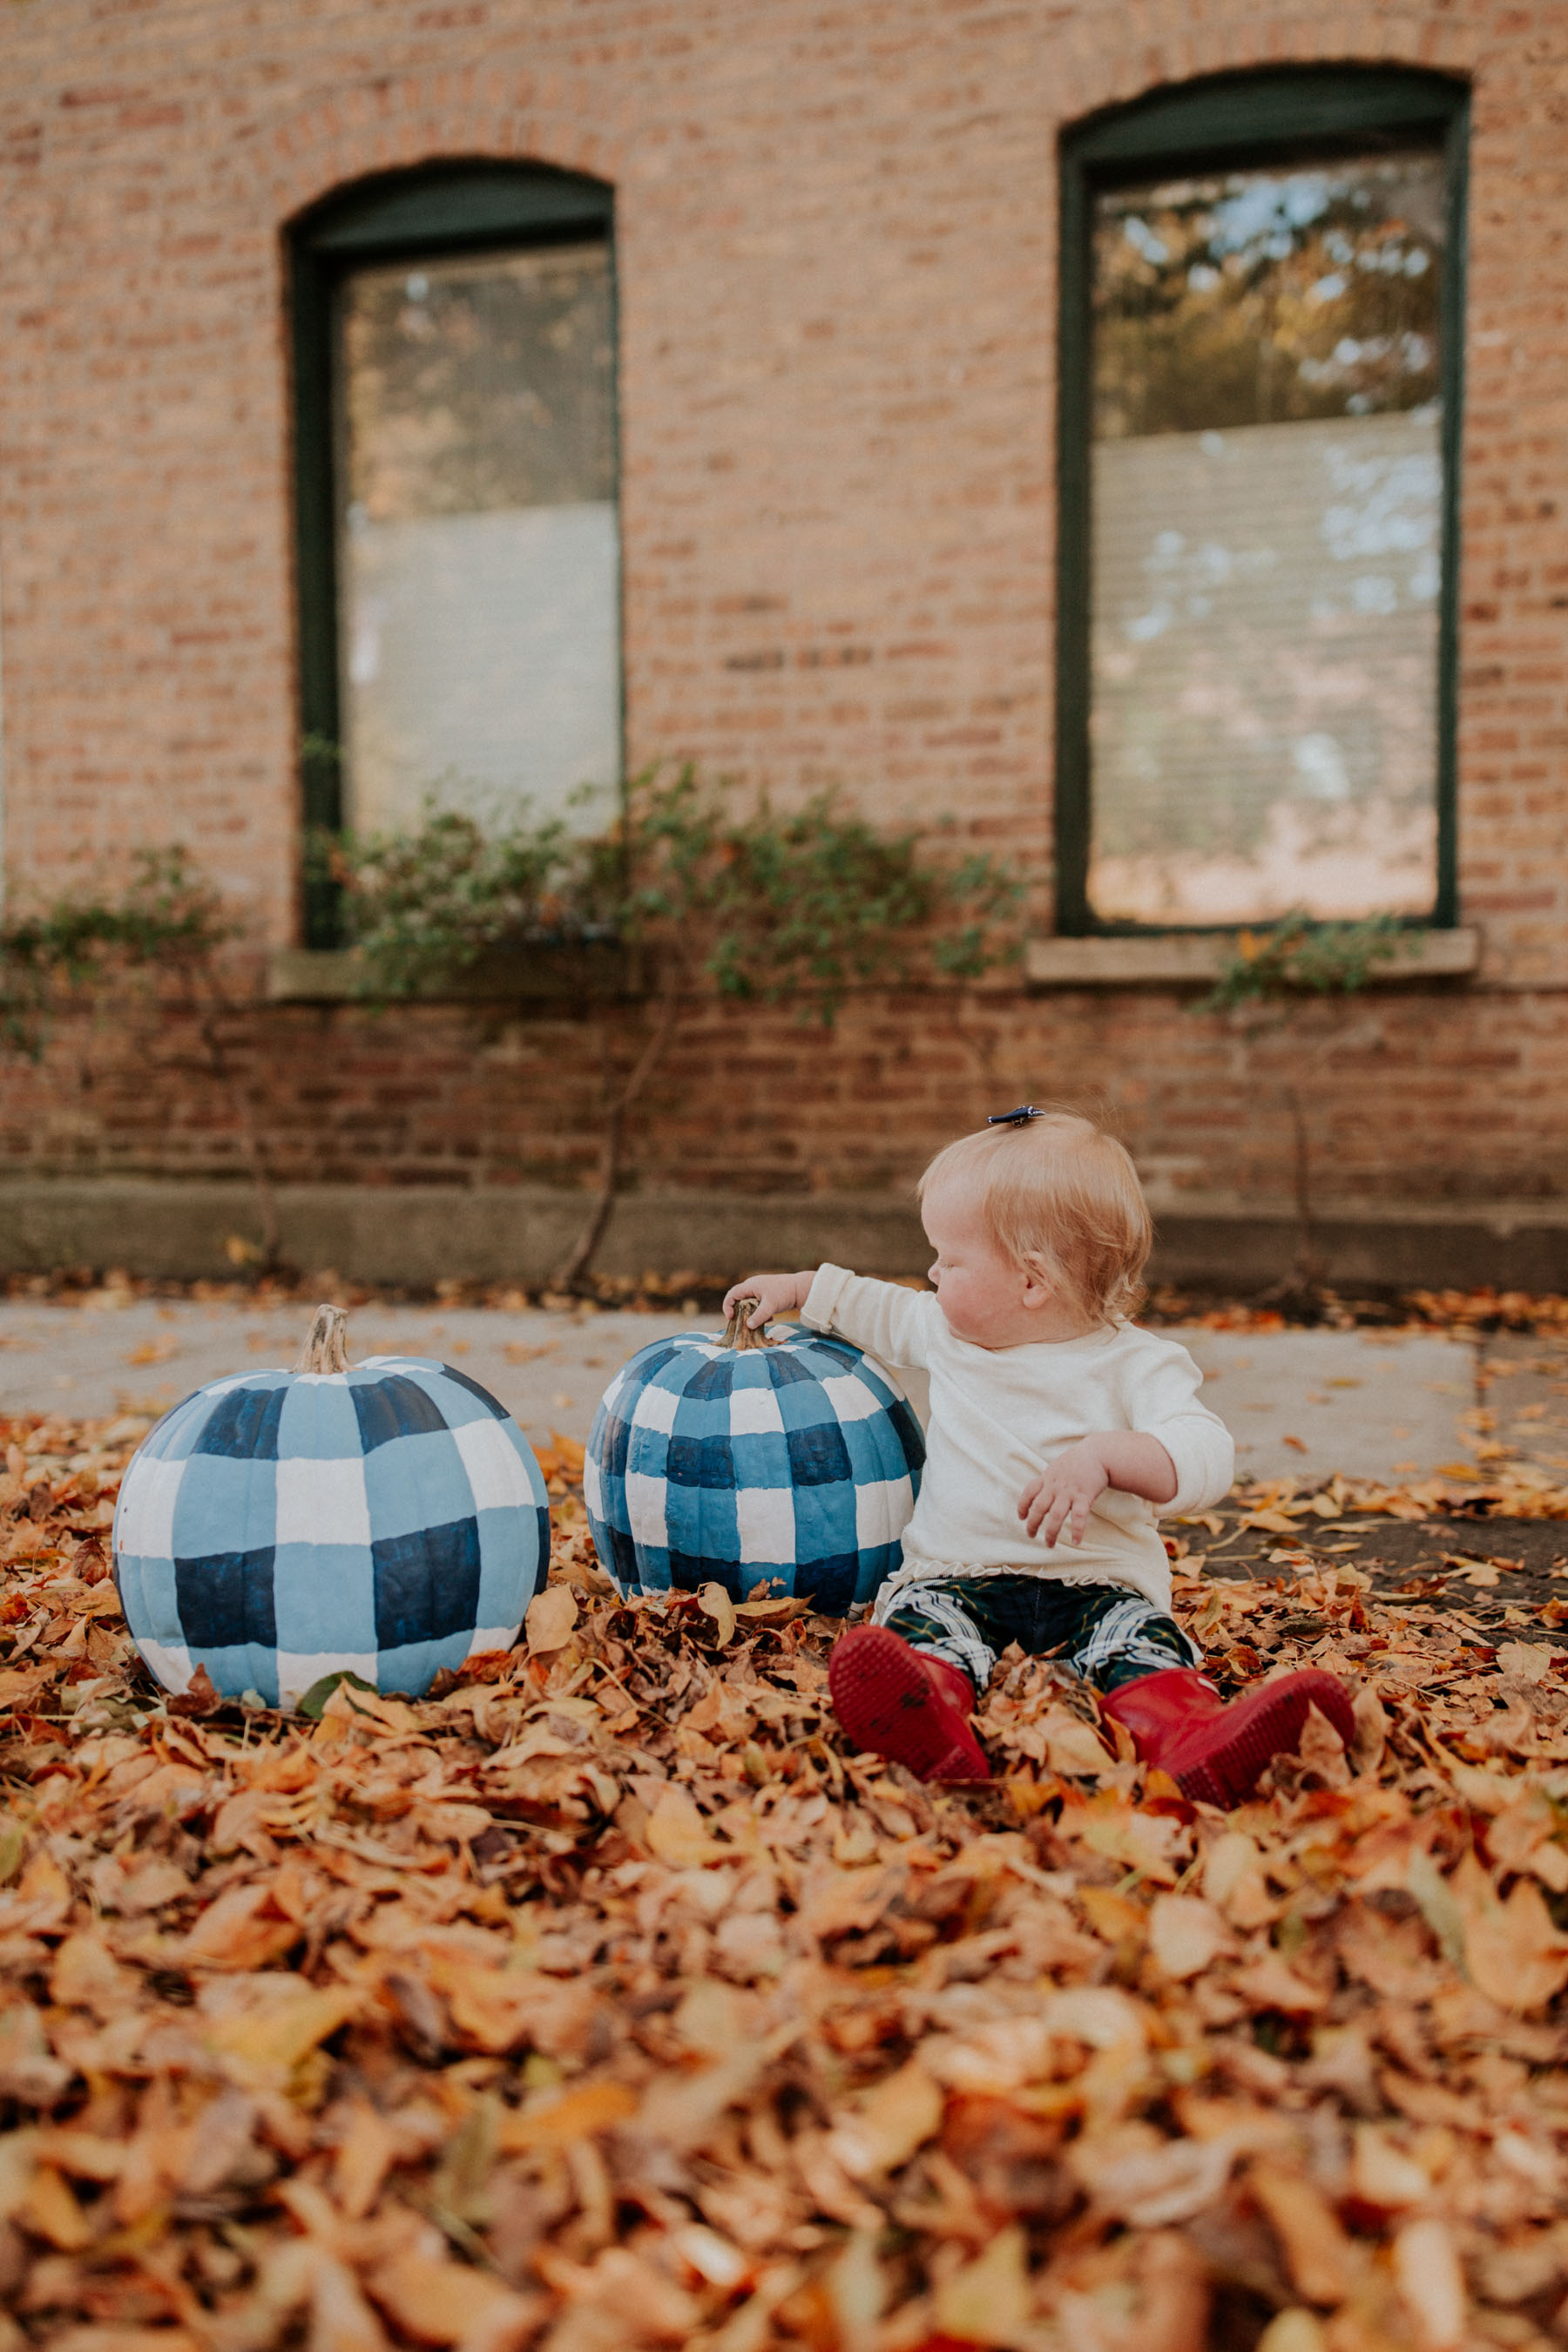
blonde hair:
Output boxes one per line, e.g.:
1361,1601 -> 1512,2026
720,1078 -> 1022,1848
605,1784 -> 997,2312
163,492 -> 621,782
916,1111 -> 1152,1324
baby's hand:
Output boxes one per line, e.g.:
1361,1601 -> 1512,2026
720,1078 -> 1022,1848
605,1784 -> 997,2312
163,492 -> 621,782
1018,1440 -> 1112,1547
721,1272 -> 813,1330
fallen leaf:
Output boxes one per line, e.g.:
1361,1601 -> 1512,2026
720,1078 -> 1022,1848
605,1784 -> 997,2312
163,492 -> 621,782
1072,2130 -> 1239,2227
698,1582 -> 737,1646
366,2246 -> 539,2348
181,1881 -> 300,1971
495,2078 -> 639,2151
525,1583 -> 578,1656
1392,2216 -> 1467,2350
203,1986 -> 362,2089
1249,2163 -> 1355,2306
1496,1639 -> 1553,1683
828,2059 -> 943,2178
1147,1894 -> 1228,1981
1453,1854 -> 1568,2009
1037,1704 -> 1113,1778
931,2224 -> 1031,2345
1349,2125 -> 1430,2209
645,1784 -> 730,1868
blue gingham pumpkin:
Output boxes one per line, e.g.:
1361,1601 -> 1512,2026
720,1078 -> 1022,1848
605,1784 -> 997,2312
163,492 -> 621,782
112,1346 -> 550,1708
585,1325 -> 924,1613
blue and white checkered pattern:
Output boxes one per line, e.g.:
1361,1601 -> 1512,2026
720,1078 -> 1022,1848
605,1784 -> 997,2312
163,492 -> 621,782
112,1355 -> 551,1708
585,1328 -> 924,1614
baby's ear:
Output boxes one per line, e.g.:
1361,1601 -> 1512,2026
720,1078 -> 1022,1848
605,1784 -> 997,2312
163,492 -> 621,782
1017,1258 -> 1057,1308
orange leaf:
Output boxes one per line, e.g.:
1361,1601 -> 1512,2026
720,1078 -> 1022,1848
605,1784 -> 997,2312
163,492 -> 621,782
495,2078 -> 639,2151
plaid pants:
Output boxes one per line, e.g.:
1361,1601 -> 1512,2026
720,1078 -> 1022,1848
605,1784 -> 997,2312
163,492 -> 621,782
874,1572 -> 1200,1695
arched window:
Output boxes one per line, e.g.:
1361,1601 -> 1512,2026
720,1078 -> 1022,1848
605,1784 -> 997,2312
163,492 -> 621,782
290,162 -> 618,945
1056,71 -> 1468,935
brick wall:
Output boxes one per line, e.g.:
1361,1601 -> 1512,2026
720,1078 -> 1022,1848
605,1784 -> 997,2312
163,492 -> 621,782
1,0 -> 1565,1225
3,977 -> 1566,1225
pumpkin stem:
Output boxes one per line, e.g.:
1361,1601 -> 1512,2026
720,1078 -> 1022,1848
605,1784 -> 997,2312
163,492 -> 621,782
295,1303 -> 351,1375
722,1295 -> 772,1351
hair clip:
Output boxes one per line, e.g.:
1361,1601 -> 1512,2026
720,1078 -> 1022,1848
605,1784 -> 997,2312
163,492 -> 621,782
987,1105 -> 1042,1127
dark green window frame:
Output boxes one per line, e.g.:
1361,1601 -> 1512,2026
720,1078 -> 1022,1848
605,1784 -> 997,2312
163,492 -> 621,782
1055,68 -> 1469,937
288,159 -> 617,948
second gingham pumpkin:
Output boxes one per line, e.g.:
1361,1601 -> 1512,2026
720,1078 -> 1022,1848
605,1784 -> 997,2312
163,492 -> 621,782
585,1311 -> 923,1613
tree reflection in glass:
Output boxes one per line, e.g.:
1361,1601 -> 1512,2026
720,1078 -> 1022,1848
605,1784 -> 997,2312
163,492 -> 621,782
334,242 -> 619,836
1087,152 -> 1446,925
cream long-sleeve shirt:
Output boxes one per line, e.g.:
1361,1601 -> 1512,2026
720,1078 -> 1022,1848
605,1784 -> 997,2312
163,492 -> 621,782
802,1265 -> 1234,1616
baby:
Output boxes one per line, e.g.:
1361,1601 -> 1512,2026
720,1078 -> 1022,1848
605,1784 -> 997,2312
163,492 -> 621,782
724,1107 -> 1354,1803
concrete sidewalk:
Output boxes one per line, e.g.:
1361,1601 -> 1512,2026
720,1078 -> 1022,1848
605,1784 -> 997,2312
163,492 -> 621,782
2,1294 -> 1565,1486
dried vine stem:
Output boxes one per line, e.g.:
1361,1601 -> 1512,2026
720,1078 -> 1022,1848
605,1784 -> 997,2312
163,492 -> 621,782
722,1295 -> 772,1351
294,1304 -> 351,1374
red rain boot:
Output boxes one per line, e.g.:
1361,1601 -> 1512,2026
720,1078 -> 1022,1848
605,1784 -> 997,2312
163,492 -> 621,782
829,1625 -> 991,1783
1101,1664 -> 1355,1808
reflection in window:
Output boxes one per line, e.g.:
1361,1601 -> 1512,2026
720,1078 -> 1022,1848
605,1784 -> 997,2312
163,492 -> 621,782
334,242 -> 618,835
1088,151 -> 1446,924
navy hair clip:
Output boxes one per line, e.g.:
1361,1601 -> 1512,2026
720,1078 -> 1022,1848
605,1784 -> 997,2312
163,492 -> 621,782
988,1105 -> 1042,1127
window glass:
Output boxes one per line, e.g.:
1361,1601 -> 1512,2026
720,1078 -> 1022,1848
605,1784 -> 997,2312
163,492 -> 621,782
1088,151 -> 1445,924
334,241 -> 618,835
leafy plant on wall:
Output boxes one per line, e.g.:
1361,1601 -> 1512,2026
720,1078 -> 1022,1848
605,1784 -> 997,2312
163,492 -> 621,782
0,849 -> 289,1272
327,765 -> 1023,1289
1196,910 -> 1403,1304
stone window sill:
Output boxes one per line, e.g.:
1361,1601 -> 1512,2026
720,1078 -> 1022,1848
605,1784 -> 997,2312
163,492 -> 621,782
267,941 -> 636,1004
1024,927 -> 1481,990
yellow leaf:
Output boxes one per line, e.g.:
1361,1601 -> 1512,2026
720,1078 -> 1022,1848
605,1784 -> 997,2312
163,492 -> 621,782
204,1987 -> 362,2089
1037,1704 -> 1112,1778
35,2129 -> 125,2183
828,2060 -> 943,2179
1078,1886 -> 1146,1946
525,1583 -> 578,1656
932,2224 -> 1031,2346
1066,1794 -> 1189,1886
1148,1892 -> 1228,1981
1256,2316 -> 1328,2352
24,2162 -> 91,2252
698,1582 -> 737,1646
322,1682 -> 419,1734
645,1784 -> 728,1868
1349,2125 -> 1430,2209
50,1931 -> 138,2017
182,1882 -> 299,1971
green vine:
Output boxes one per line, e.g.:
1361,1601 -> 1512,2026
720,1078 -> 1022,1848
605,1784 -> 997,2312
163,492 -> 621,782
0,848 -> 235,1057
1200,909 -> 1403,1014
327,764 -> 1022,1019
325,763 -> 1023,1285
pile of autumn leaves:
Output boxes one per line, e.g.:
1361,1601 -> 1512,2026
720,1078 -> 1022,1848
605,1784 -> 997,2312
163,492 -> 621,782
2,1418 -> 1568,2352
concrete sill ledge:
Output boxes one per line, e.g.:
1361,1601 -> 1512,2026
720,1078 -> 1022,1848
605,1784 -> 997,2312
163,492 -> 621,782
267,941 -> 635,1004
1025,927 -> 1481,990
